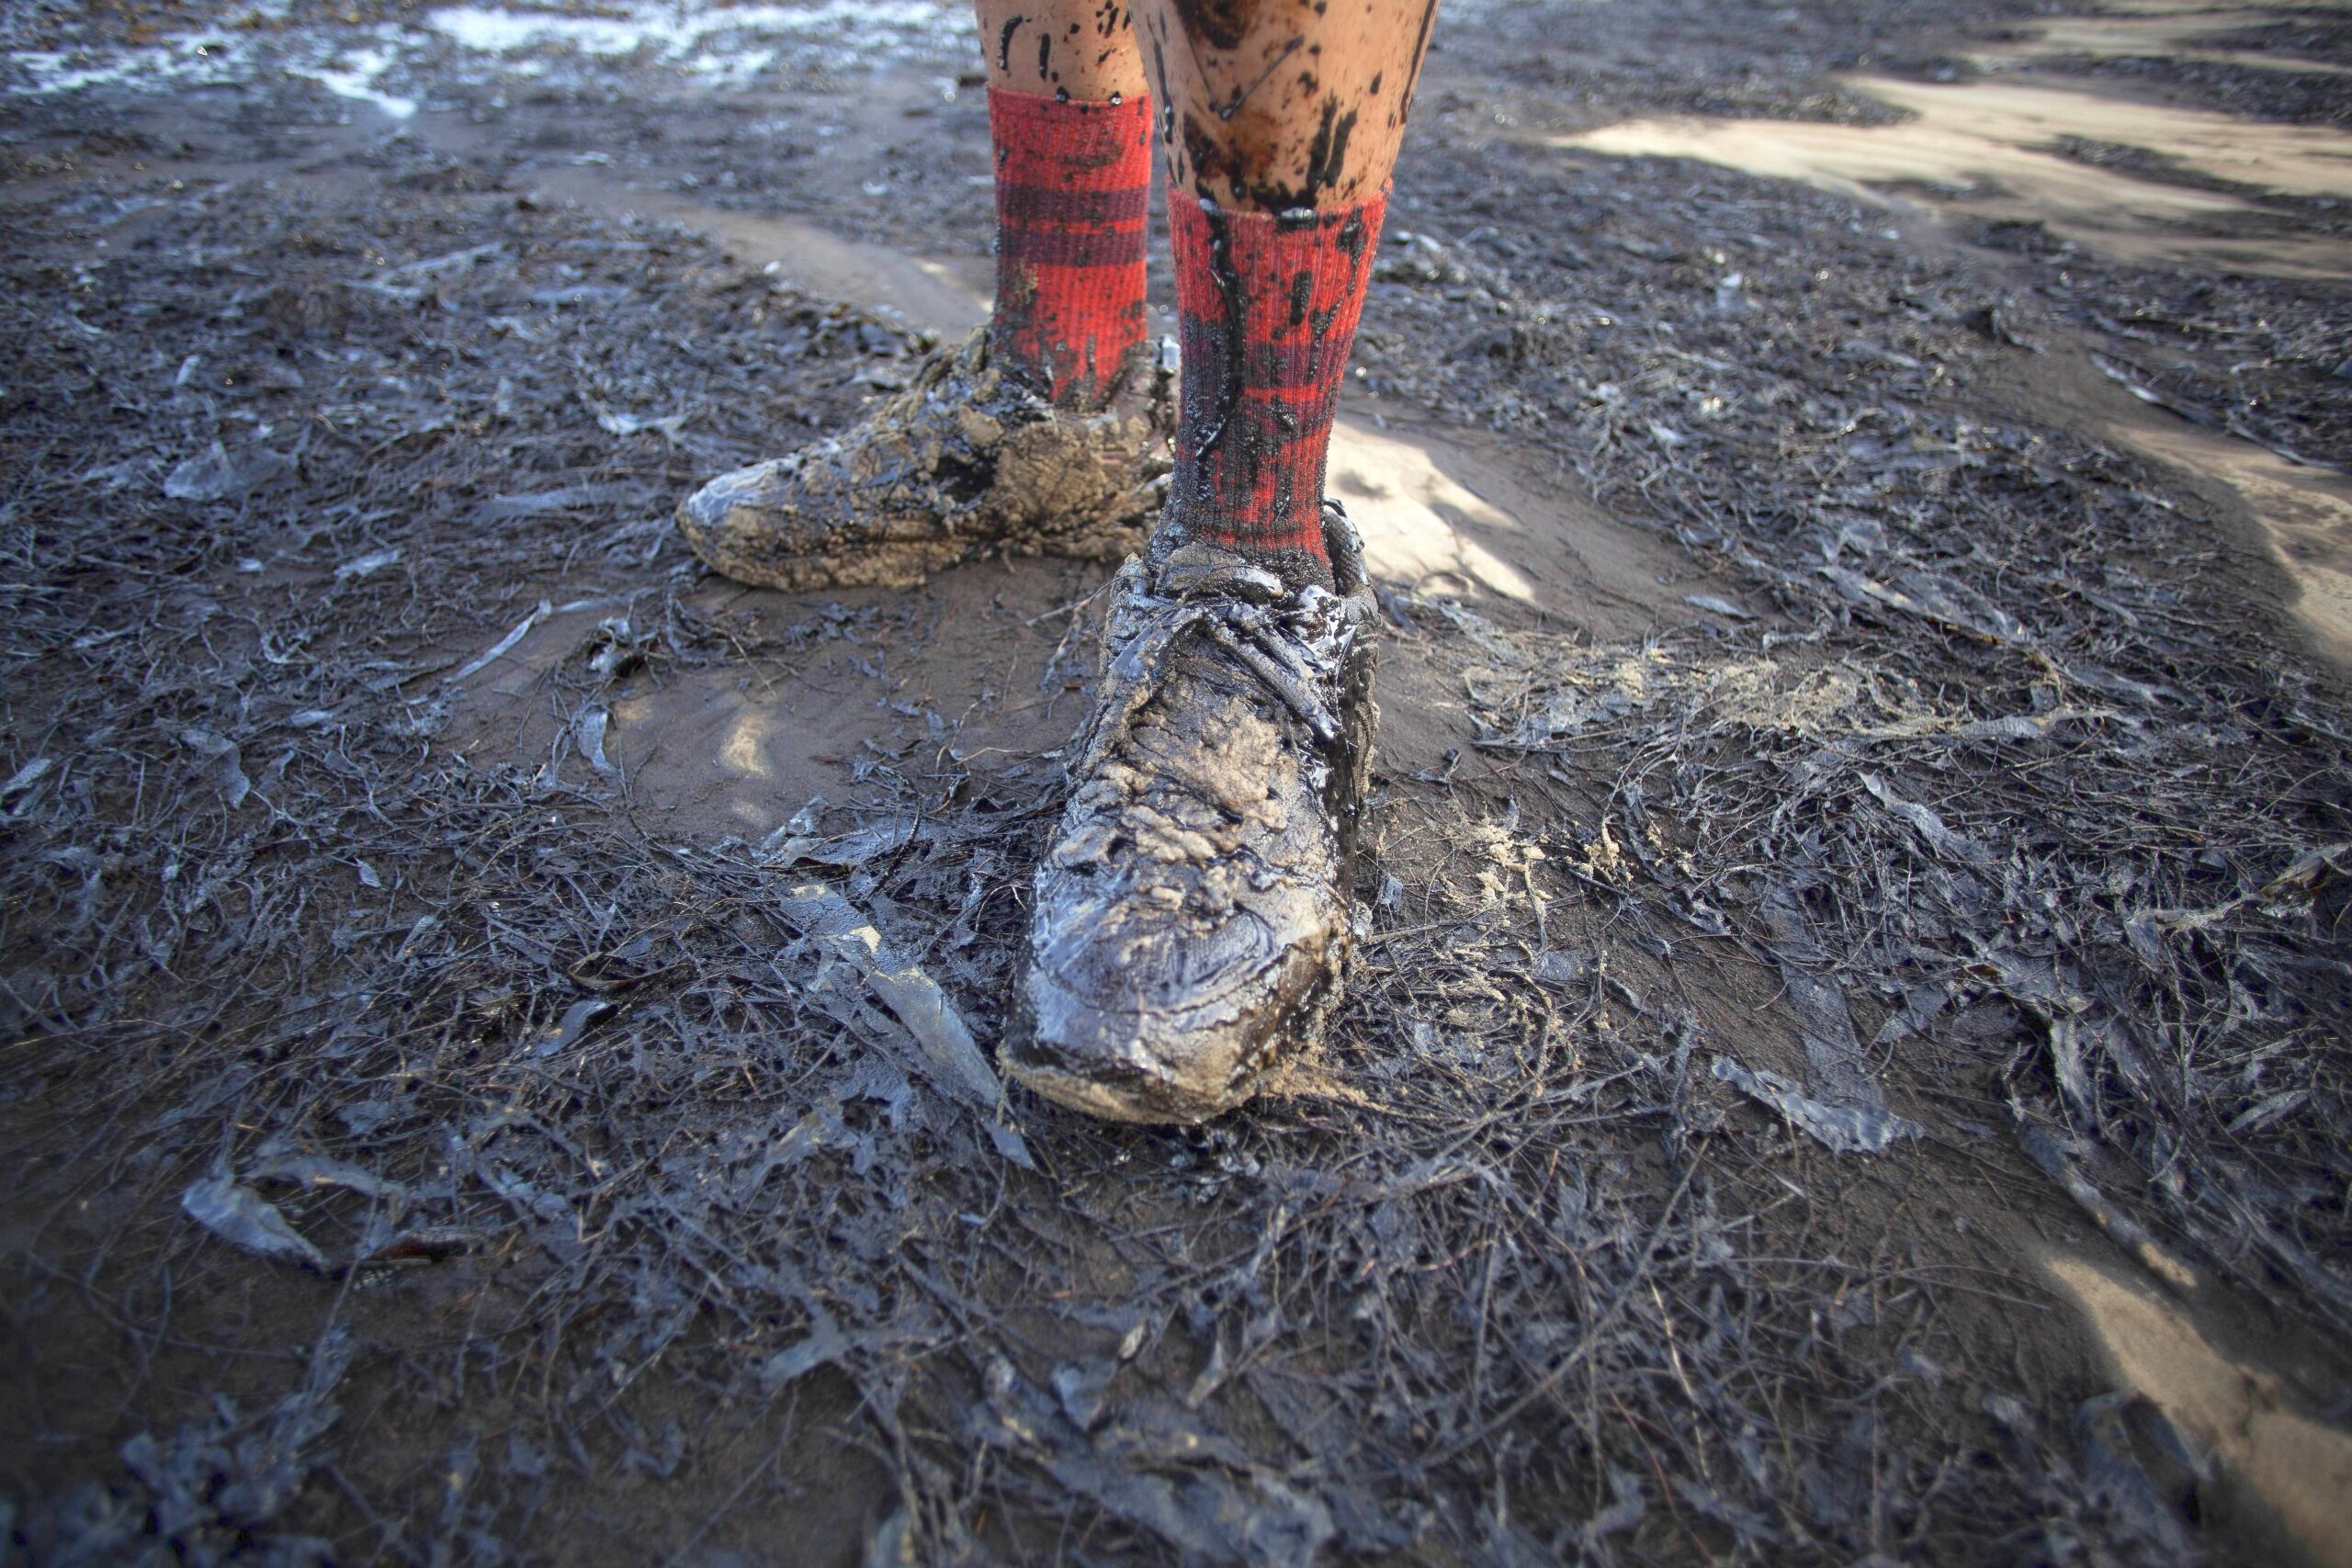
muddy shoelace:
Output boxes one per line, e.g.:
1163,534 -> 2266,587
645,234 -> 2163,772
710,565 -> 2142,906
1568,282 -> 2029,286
1071,585 -> 1360,782
1073,506 -> 1375,778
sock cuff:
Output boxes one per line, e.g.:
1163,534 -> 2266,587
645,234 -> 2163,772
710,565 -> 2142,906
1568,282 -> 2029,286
1168,189 -> 1387,394
987,87 -> 1153,192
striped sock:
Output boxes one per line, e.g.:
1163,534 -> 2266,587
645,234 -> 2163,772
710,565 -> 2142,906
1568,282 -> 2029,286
1163,189 -> 1388,579
988,88 -> 1153,411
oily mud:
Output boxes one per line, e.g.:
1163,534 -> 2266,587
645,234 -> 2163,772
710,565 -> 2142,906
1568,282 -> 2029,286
3,1 -> 2350,1564
440,556 -> 1123,846
520,158 -> 995,333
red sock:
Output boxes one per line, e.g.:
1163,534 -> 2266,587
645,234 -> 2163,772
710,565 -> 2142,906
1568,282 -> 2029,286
1165,189 -> 1388,576
988,88 -> 1153,410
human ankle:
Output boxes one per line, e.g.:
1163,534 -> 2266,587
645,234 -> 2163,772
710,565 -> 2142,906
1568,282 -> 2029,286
1158,190 -> 1387,581
988,88 -> 1153,411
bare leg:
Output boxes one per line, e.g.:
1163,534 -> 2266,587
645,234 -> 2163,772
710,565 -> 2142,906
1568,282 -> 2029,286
975,0 -> 1147,101
1139,0 -> 1434,209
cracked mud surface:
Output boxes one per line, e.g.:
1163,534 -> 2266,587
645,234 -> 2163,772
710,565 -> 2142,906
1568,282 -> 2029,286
4,1 -> 2351,1563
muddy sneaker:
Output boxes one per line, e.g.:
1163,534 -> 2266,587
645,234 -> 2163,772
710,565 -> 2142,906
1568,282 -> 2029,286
676,328 -> 1174,592
1008,503 -> 1378,1123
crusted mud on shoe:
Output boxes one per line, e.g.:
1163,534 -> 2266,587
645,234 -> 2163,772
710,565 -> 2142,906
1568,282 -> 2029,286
676,328 -> 1173,592
1009,504 -> 1378,1123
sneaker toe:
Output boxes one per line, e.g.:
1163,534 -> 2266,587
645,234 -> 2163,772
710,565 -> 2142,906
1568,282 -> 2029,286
1012,863 -> 1344,1123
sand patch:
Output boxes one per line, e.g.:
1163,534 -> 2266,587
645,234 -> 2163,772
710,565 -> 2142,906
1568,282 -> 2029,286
2107,415 -> 2352,660
1555,76 -> 2352,278
1983,9 -> 2352,76
2046,1252 -> 2352,1568
1329,419 -> 1539,604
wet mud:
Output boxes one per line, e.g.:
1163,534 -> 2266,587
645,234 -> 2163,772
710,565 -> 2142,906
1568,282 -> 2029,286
2,1 -> 2350,1564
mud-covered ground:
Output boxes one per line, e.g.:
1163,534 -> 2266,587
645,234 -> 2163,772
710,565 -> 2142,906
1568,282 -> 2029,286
4,1 -> 2351,1563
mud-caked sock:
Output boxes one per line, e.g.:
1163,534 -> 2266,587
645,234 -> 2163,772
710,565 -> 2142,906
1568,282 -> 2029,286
988,87 -> 1154,411
1160,189 -> 1388,587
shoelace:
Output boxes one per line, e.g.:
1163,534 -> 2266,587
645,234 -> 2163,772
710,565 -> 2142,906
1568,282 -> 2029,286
1074,574 -> 1364,784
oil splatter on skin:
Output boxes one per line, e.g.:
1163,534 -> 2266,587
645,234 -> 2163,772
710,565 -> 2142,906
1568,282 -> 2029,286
979,0 -> 1435,209
1137,0 -> 1438,210
978,0 -> 1147,99
1170,0 -> 1251,51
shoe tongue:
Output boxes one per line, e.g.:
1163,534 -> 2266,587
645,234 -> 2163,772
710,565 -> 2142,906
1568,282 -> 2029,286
1151,543 -> 1287,604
